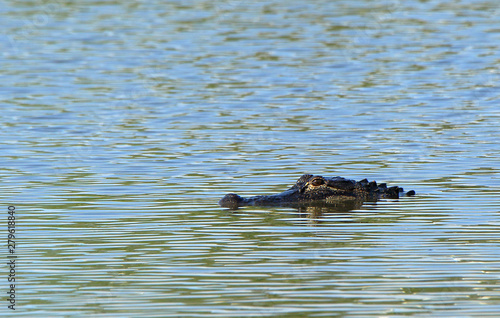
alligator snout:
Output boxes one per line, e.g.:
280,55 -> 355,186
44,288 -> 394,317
218,193 -> 244,209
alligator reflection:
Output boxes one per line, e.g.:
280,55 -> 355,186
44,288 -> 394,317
295,199 -> 367,225
222,198 -> 395,225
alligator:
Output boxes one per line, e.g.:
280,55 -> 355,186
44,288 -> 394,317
219,174 -> 415,209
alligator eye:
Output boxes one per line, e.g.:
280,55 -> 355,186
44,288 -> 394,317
310,178 -> 324,186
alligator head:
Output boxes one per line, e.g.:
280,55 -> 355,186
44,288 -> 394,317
219,174 -> 415,209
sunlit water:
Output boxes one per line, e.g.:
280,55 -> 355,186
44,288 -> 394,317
1,0 -> 500,316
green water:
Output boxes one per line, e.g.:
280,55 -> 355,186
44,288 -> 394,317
1,0 -> 500,316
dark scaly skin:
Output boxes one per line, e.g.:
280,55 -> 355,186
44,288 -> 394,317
219,174 -> 415,209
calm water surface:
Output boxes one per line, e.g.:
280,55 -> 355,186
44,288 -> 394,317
2,0 -> 500,317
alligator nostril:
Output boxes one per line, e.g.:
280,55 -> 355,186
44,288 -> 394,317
219,193 -> 242,209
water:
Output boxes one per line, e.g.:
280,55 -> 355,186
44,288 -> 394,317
1,0 -> 500,316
